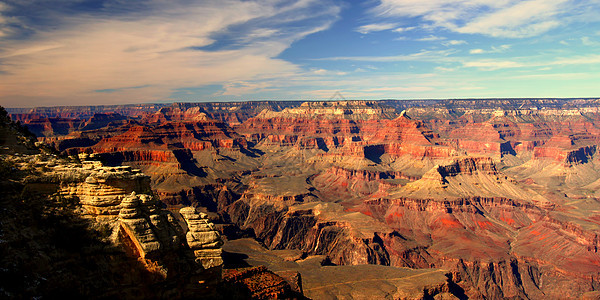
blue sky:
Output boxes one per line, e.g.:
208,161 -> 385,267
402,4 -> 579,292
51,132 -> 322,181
1,0 -> 599,107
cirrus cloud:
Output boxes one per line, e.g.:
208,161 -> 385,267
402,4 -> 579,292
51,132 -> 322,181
0,0 -> 340,107
356,22 -> 399,34
372,0 -> 587,38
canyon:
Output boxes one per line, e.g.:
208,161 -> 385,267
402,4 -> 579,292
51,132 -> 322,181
5,98 -> 600,299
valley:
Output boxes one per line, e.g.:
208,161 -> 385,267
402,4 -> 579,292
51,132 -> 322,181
7,98 -> 600,299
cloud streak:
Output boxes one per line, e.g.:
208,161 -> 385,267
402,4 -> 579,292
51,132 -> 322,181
469,45 -> 511,54
316,49 -> 457,62
462,54 -> 600,70
0,0 -> 340,107
371,0 -> 586,38
356,22 -> 399,34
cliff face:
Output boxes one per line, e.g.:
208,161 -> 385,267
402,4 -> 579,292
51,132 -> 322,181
407,103 -> 600,161
238,103 -> 455,161
532,134 -> 598,164
89,118 -> 246,153
10,101 -> 303,129
359,194 -> 600,299
436,156 -> 498,176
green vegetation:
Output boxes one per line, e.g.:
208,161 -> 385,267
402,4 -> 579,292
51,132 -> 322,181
0,106 -> 36,139
0,105 -> 37,152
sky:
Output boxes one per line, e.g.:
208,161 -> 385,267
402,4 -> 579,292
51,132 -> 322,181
1,0 -> 600,108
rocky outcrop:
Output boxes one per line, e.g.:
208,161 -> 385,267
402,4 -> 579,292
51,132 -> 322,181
534,144 -> 597,164
227,202 -> 391,266
80,113 -> 128,131
180,206 -> 224,270
435,156 -> 498,177
357,192 -> 600,299
311,166 -> 418,201
10,103 -> 169,119
533,134 -> 598,164
170,101 -> 304,124
14,112 -> 130,138
92,119 -> 246,152
118,192 -> 177,261
55,160 -> 152,215
44,116 -> 254,209
7,150 -> 225,298
221,266 -> 302,299
407,102 -> 600,160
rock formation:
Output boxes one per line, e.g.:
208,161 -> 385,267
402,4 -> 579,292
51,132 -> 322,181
1,151 -> 225,298
180,206 -> 224,270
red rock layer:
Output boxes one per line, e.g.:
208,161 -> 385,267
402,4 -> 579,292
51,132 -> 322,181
18,117 -> 84,137
239,113 -> 454,159
221,266 -> 301,299
58,117 -> 247,166
532,133 -> 598,164
436,157 -> 498,177
409,107 -> 600,159
359,196 -> 600,298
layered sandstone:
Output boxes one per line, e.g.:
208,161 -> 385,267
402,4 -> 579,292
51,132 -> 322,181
238,102 -> 454,161
180,206 -> 224,270
7,150 -> 225,298
533,134 -> 598,164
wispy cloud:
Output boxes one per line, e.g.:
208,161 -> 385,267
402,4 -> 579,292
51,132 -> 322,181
219,81 -> 278,96
356,22 -> 398,34
552,54 -> 600,65
443,40 -> 467,46
364,86 -> 433,92
416,35 -> 445,42
469,44 -> 511,54
0,2 -> 13,38
463,60 -> 524,70
393,26 -> 416,33
0,43 -> 64,58
510,72 -> 593,80
316,49 -> 456,62
310,68 -> 347,76
462,54 -> 600,70
372,0 -> 587,38
435,66 -> 456,72
581,36 -> 597,46
0,0 -> 341,107
456,0 -> 567,38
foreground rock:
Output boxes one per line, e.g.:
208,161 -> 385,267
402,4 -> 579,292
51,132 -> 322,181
1,152 -> 225,298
